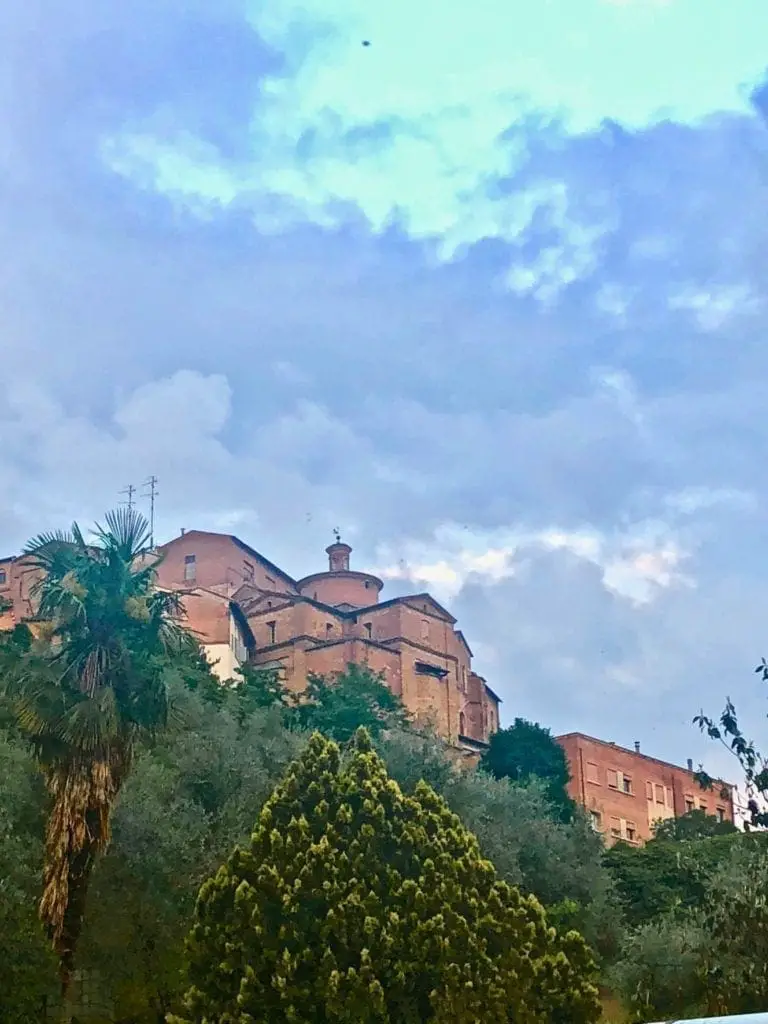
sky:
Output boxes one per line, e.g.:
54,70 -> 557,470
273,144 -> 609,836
2,0 -> 768,781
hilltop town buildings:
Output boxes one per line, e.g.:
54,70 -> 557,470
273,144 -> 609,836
557,732 -> 735,845
0,530 -> 738,835
0,531 -> 502,754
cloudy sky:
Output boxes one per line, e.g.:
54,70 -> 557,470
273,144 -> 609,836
3,0 -> 768,778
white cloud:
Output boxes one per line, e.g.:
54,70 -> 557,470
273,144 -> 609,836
669,283 -> 762,331
372,518 -> 691,605
101,0 -> 768,300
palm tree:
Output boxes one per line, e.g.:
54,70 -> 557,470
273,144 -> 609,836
0,508 -> 192,1002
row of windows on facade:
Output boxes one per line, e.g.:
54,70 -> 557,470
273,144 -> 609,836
589,799 -> 727,840
587,761 -> 725,812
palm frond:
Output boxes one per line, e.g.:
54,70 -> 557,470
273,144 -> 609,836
23,529 -> 76,556
96,508 -> 152,561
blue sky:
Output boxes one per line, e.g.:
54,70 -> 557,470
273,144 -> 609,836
2,0 -> 768,779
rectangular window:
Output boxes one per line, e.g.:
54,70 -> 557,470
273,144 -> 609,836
699,801 -> 707,813
184,554 -> 196,581
607,769 -> 619,790
267,620 -> 276,645
590,810 -> 601,831
622,775 -> 633,795
586,762 -> 600,785
665,787 -> 673,807
716,807 -> 726,823
625,821 -> 637,842
645,781 -> 654,800
655,784 -> 665,804
685,797 -> 695,813
243,561 -> 254,582
609,816 -> 621,838
0,569 -> 6,585
364,622 -> 372,638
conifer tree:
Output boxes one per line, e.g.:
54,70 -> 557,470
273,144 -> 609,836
171,729 -> 601,1024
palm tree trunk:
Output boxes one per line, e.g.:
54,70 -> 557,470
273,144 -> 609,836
40,752 -> 129,1003
55,820 -> 99,999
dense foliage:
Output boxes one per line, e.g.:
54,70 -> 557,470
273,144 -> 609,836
172,729 -> 601,1024
480,717 -> 574,821
3,520 -> 767,1023
0,509 -> 194,996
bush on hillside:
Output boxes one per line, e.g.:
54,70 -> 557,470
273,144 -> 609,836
171,729 -> 602,1024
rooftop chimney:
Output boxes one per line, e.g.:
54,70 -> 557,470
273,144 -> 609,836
687,758 -> 694,772
634,741 -> 641,753
180,528 -> 186,536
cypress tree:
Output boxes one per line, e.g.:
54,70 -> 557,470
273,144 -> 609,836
171,729 -> 600,1023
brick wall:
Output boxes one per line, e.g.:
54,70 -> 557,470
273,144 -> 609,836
156,532 -> 296,598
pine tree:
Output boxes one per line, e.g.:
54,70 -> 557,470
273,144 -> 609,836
171,729 -> 601,1024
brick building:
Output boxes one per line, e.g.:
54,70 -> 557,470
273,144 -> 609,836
0,531 -> 501,752
0,554 -> 42,631
153,530 -> 502,752
557,732 -> 735,845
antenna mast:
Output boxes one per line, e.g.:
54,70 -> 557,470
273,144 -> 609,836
143,475 -> 159,548
119,483 -> 136,511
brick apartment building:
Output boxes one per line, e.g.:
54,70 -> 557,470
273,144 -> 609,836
557,732 -> 735,845
0,530 -> 500,753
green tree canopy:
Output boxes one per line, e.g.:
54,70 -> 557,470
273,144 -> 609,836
172,729 -> 601,1024
293,662 -> 410,742
652,807 -> 737,842
480,717 -> 574,820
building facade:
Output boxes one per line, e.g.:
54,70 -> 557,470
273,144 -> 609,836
152,530 -> 501,752
557,732 -> 735,845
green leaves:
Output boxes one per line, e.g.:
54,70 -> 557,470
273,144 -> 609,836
293,663 -> 410,743
480,717 -> 575,822
174,728 -> 601,1024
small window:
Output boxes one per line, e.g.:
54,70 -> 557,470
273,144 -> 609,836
267,620 -> 276,645
645,781 -> 654,800
609,816 -> 621,838
607,770 -> 619,790
685,797 -> 695,813
590,810 -> 602,832
699,801 -> 708,813
655,784 -> 665,804
0,569 -> 6,585
184,554 -> 196,581
622,775 -> 633,795
364,622 -> 372,638
625,822 -> 637,842
459,711 -> 466,735
420,619 -> 430,640
243,561 -> 254,582
716,807 -> 726,823
586,762 -> 599,785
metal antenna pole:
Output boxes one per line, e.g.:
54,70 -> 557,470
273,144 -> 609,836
119,484 -> 136,511
143,475 -> 159,548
